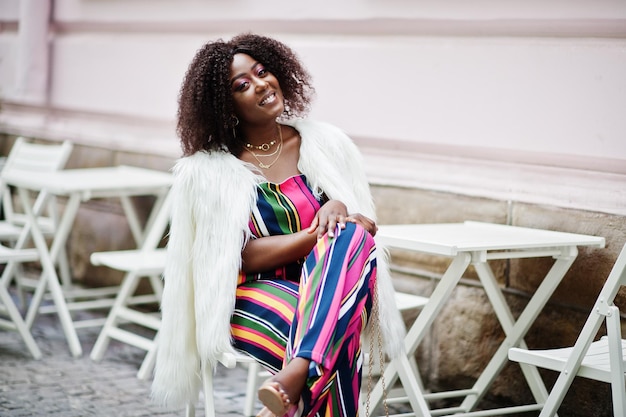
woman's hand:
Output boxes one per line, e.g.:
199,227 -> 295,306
243,201 -> 378,273
307,200 -> 378,239
308,200 -> 349,240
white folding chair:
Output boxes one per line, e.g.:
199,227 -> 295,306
509,243 -> 626,417
0,137 -> 73,300
89,190 -> 172,379
0,243 -> 42,359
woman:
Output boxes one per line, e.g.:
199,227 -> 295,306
152,33 -> 405,417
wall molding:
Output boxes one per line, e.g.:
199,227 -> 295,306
0,104 -> 179,156
51,18 -> 626,38
1,104 -> 624,216
360,144 -> 626,216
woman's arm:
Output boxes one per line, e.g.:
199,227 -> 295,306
242,199 -> 352,273
241,230 -> 317,273
241,199 -> 378,273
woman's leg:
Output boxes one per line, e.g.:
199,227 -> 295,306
233,223 -> 377,417
283,222 -> 377,416
231,279 -> 298,374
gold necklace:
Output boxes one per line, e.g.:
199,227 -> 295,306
244,125 -> 283,169
248,143 -> 281,158
245,139 -> 277,151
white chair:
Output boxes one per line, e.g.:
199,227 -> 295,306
0,138 -> 73,359
508,243 -> 626,417
0,137 -> 73,299
0,243 -> 43,359
89,248 -> 166,378
89,190 -> 172,379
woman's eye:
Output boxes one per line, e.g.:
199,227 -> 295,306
257,68 -> 267,77
234,81 -> 249,92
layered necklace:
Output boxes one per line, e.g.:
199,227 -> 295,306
243,124 -> 283,169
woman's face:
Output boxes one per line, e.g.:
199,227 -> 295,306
229,53 -> 284,125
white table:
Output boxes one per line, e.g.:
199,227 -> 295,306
371,221 -> 605,417
2,165 -> 173,357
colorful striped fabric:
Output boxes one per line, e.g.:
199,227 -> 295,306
231,174 -> 377,417
237,175 -> 322,285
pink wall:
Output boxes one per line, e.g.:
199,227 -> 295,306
1,0 -> 625,214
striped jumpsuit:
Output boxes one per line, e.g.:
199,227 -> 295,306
230,174 -> 377,417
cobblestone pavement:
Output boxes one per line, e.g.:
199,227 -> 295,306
0,310 -> 252,417
0,299 -> 410,417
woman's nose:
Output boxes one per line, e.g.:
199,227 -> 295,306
254,78 -> 269,91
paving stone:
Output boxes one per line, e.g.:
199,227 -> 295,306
0,293 -> 413,417
0,311 -> 250,417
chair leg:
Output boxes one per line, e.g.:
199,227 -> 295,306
606,311 -> 626,417
148,273 -> 163,300
137,332 -> 158,380
90,271 -> 141,361
25,270 -> 47,329
9,241 -> 71,308
244,361 -> 262,416
0,284 -> 42,359
12,261 -> 28,308
0,249 -> 31,310
203,361 -> 216,417
56,245 -> 72,288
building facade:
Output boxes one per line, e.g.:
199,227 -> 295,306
1,1 -> 625,414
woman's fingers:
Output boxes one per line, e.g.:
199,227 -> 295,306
346,214 -> 377,236
312,212 -> 377,239
309,201 -> 383,240
337,215 -> 346,229
323,214 -> 337,239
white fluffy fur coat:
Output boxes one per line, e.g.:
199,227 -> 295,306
152,119 -> 405,408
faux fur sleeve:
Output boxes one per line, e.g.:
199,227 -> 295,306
152,151 -> 259,408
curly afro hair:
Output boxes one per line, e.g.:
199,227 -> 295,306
177,33 -> 315,156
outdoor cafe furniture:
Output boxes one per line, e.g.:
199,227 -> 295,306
0,137 -> 73,359
508,243 -> 626,417
2,165 -> 173,357
370,221 -> 605,417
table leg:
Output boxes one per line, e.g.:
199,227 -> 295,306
119,190 -> 168,246
0,270 -> 42,359
141,190 -> 169,243
26,193 -> 81,328
0,190 -> 52,292
18,188 -> 83,357
119,195 -> 143,245
369,253 -> 472,415
459,248 -> 577,412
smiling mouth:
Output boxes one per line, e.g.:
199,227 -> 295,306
259,92 -> 276,106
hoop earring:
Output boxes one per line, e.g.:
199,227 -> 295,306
231,115 -> 239,139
